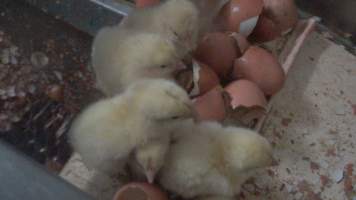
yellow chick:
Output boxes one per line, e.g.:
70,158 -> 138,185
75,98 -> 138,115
159,121 -> 273,198
69,79 -> 194,176
92,29 -> 186,96
128,134 -> 170,183
120,0 -> 200,54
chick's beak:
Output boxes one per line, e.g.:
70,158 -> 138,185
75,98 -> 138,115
145,170 -> 156,184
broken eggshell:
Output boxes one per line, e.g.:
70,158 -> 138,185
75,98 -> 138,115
113,183 -> 168,200
249,14 -> 281,43
262,0 -> 298,35
218,0 -> 264,36
193,86 -> 230,122
190,60 -> 220,97
175,60 -> 220,97
232,46 -> 285,95
194,32 -> 238,79
249,0 -> 298,43
230,32 -> 250,55
225,80 -> 267,108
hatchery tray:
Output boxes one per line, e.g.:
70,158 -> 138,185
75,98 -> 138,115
23,0 -> 132,36
1,0 -> 317,199
51,2 -> 316,199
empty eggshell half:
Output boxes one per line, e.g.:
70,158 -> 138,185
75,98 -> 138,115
193,86 -> 229,122
232,46 -> 285,95
262,0 -> 298,34
113,183 -> 168,200
230,32 -> 250,55
249,14 -> 281,43
225,80 -> 267,108
194,32 -> 238,79
190,60 -> 220,97
218,0 -> 264,36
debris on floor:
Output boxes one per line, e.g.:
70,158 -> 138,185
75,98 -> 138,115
240,32 -> 356,200
0,0 -> 102,173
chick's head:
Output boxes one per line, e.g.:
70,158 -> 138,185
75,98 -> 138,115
135,138 -> 169,183
159,0 -> 199,51
121,33 -> 186,85
128,79 -> 194,122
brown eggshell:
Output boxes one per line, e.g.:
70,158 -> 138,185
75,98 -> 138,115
113,183 -> 168,200
232,46 -> 285,95
225,80 -> 267,108
249,14 -> 281,43
192,61 -> 220,96
263,0 -> 298,33
193,86 -> 228,121
218,0 -> 264,36
230,33 -> 250,55
135,0 -> 160,8
194,32 -> 238,79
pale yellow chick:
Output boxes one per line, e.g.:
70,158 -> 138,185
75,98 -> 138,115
120,0 -> 200,54
159,121 -> 273,198
92,29 -> 186,96
128,134 -> 170,183
69,79 -> 193,176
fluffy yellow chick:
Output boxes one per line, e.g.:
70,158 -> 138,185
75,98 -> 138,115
69,79 -> 194,176
120,0 -> 200,54
128,134 -> 170,183
159,121 -> 273,198
92,29 -> 186,95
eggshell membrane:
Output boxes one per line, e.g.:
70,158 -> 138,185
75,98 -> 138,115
263,0 -> 298,33
218,0 -> 264,36
232,46 -> 285,95
113,183 -> 168,200
225,80 -> 267,108
194,32 -> 238,79
230,33 -> 250,55
193,86 -> 227,121
135,0 -> 160,8
193,61 -> 220,96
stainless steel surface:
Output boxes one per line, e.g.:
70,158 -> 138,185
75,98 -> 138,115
23,0 -> 133,36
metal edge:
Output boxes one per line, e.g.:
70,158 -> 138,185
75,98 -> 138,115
0,141 -> 94,200
22,0 -> 133,36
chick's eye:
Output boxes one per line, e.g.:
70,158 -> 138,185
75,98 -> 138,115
160,65 -> 167,69
171,116 -> 179,120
